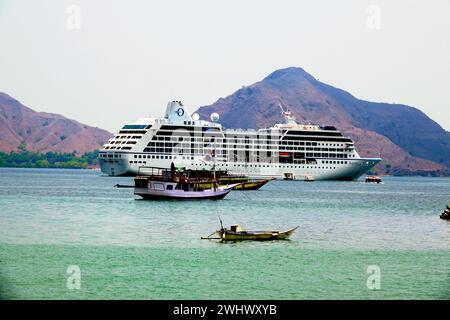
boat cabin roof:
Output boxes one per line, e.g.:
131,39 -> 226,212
230,224 -> 244,232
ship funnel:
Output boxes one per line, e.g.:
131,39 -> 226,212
164,101 -> 193,123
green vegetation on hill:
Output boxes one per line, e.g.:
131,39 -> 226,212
0,150 -> 99,169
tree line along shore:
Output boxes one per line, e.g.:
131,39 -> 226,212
0,147 -> 99,169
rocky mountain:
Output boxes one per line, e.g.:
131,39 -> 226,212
0,92 -> 111,154
197,67 -> 450,176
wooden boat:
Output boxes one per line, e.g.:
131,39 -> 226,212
134,166 -> 236,200
233,178 -> 274,190
219,224 -> 298,241
365,175 -> 382,183
219,226 -> 298,241
191,171 -> 273,191
203,221 -> 298,241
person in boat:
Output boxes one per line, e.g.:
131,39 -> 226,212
440,206 -> 450,219
170,162 -> 176,179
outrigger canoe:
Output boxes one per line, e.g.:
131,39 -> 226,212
203,223 -> 298,241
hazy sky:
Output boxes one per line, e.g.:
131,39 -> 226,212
0,0 -> 449,132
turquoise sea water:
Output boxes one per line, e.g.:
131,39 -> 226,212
0,168 -> 448,299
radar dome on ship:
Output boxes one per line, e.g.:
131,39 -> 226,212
192,113 -> 200,121
210,112 -> 220,122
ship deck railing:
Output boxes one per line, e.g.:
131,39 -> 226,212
135,175 -> 221,184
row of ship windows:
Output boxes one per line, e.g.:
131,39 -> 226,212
281,141 -> 345,146
105,142 -> 351,150
111,135 -> 142,140
135,155 -> 186,160
147,142 -> 347,152
151,136 -> 347,147
104,146 -> 132,150
100,154 -> 183,159
128,160 -> 345,170
201,162 -> 348,167
127,154 -> 349,165
144,149 -> 353,159
129,155 -> 352,163
154,129 -> 342,139
100,153 -> 356,161
102,145 -> 354,154
118,130 -> 147,134
105,145 -> 352,151
279,146 -> 348,151
109,141 -> 137,145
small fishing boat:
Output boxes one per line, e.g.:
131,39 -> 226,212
365,175 -> 382,183
202,219 -> 298,241
219,225 -> 298,241
134,166 -> 236,200
283,172 -> 294,180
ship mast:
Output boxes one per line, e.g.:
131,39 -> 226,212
278,103 -> 298,125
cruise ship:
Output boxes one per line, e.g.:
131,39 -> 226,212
99,101 -> 381,180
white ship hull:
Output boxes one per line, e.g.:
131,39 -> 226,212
100,153 -> 380,181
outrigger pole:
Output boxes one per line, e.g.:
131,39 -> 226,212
200,216 -> 224,240
200,230 -> 221,240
